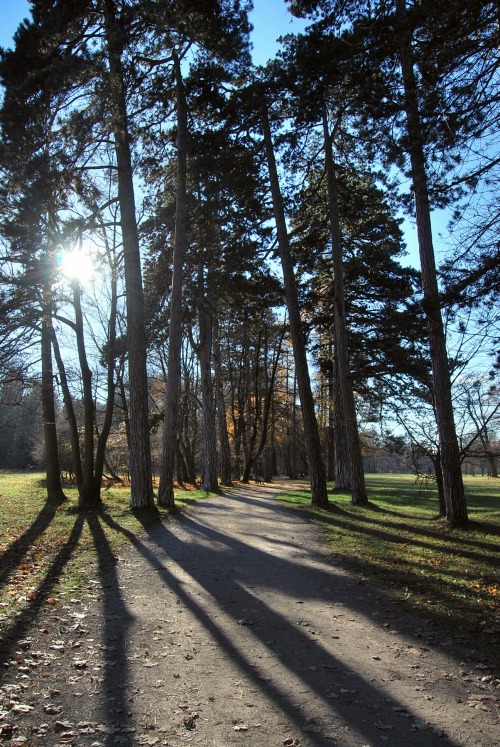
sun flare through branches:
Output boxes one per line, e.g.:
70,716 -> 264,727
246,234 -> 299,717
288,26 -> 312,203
59,245 -> 95,286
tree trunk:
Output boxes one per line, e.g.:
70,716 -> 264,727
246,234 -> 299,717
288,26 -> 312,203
326,360 -> 335,483
103,0 -> 154,509
198,267 -> 219,493
41,303 -> 66,503
261,101 -> 328,507
396,0 -> 467,527
434,449 -> 446,517
94,252 -> 118,492
158,51 -> 188,508
72,278 -> 101,509
51,328 -> 84,490
333,357 -> 351,491
322,103 -> 367,505
213,316 -> 233,486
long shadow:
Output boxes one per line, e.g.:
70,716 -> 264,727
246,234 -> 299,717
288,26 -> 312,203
0,513 -> 85,665
86,513 -> 135,746
310,503 -> 500,566
186,488 -> 500,633
0,496 -> 66,586
101,503 -> 467,747
270,499 -> 499,653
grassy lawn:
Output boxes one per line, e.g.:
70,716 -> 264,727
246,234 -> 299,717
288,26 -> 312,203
0,471 -> 208,628
277,474 -> 500,659
1,471 -> 499,664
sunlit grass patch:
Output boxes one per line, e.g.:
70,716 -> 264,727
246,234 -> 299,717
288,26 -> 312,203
0,471 -> 214,627
276,474 -> 500,658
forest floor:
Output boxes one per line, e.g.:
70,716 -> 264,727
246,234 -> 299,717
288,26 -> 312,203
0,480 -> 499,747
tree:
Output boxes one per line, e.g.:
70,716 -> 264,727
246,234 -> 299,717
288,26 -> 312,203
103,0 -> 154,508
260,93 -> 329,508
157,49 -> 189,508
285,0 -> 477,525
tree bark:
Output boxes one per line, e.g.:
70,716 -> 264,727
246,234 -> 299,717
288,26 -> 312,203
72,278 -> 101,508
51,328 -> 84,490
332,357 -> 351,491
158,50 -> 188,508
103,0 -> 154,509
94,252 -> 118,492
396,0 -> 467,527
198,267 -> 219,493
213,316 -> 233,486
261,100 -> 328,508
40,302 -> 66,503
322,103 -> 368,505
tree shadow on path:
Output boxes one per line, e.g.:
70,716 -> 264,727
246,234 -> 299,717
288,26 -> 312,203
99,486 -> 482,747
85,513 -> 135,746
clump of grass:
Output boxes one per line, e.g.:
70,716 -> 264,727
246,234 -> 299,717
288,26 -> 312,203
277,474 -> 500,660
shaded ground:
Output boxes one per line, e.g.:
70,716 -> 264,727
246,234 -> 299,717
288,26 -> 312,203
1,481 -> 499,746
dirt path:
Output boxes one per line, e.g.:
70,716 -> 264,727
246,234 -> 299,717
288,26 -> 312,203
1,481 -> 498,746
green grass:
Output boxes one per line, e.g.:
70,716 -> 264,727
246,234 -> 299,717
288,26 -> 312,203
0,471 -> 211,628
277,474 -> 500,661
1,471 -> 499,664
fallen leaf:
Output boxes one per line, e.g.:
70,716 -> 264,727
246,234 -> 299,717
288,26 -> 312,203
10,704 -> 34,714
58,732 -> 78,743
54,721 -> 74,730
44,704 -> 62,715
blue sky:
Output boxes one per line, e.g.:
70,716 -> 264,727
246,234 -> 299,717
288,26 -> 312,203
0,0 -> 306,59
0,0 -> 30,49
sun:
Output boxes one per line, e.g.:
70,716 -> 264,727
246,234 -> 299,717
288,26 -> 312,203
59,245 -> 95,285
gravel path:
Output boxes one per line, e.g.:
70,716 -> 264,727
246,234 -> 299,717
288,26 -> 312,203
1,481 -> 498,746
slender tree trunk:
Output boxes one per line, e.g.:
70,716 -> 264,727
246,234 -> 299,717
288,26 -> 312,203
261,101 -> 328,507
198,267 -> 219,493
213,316 -> 233,486
326,360 -> 335,483
242,329 -> 262,483
72,279 -> 101,509
117,370 -> 131,451
396,0 -> 467,527
287,368 -> 298,480
158,51 -> 188,508
322,104 -> 367,505
51,328 -> 84,490
333,357 -> 351,491
94,252 -> 118,492
103,0 -> 154,509
41,303 -> 66,503
434,449 -> 446,517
